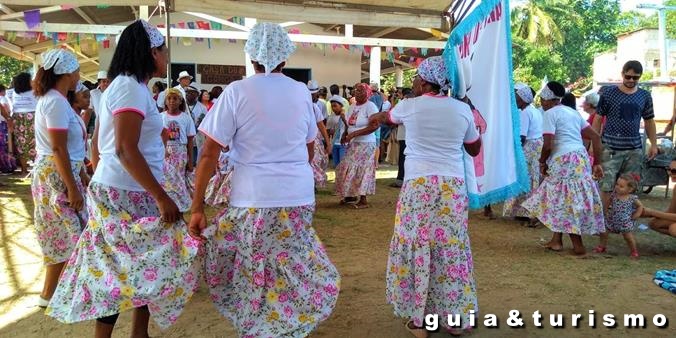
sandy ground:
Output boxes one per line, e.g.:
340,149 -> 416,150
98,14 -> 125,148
0,167 -> 674,338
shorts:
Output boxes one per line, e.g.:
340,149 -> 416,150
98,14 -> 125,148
598,147 -> 642,192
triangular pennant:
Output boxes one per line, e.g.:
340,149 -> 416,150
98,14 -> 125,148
102,40 -> 110,49
396,46 -> 405,54
421,48 -> 428,56
197,21 -> 210,30
211,21 -> 222,30
385,46 -> 393,53
24,10 -> 41,29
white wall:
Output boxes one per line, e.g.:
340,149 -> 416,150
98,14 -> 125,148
98,16 -> 361,91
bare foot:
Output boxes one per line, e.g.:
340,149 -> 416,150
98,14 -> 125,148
542,241 -> 563,251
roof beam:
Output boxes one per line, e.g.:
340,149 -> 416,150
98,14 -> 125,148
130,6 -> 139,20
415,27 -> 449,39
369,27 -> 399,38
73,8 -> 96,24
183,12 -> 249,31
0,5 -> 63,21
0,40 -> 35,61
0,1 -> 155,5
0,21 -> 447,49
23,39 -> 73,53
63,44 -> 99,66
175,1 -> 444,29
279,21 -> 304,28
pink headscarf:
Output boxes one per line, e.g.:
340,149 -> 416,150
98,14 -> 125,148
354,83 -> 372,104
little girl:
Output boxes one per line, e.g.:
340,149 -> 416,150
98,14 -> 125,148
594,174 -> 643,258
162,88 -> 196,212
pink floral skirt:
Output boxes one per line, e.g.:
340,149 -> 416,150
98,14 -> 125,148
203,205 -> 340,337
522,149 -> 605,235
334,142 -> 376,198
163,143 -> 192,212
12,112 -> 36,161
31,156 -> 86,264
310,135 -> 328,188
503,137 -> 543,218
46,182 -> 203,329
386,175 -> 477,330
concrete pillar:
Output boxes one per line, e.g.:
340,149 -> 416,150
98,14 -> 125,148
395,66 -> 404,87
370,46 -> 381,86
244,18 -> 257,77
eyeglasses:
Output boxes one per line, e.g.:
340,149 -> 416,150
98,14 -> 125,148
624,74 -> 641,81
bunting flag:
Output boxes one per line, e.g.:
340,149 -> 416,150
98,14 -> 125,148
421,48 -> 429,56
24,9 -> 41,29
58,32 -> 67,41
102,39 -> 110,48
443,0 -> 527,208
396,46 -> 405,54
210,21 -> 223,30
177,22 -> 186,29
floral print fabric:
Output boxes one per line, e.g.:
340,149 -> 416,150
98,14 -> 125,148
163,143 -> 192,212
386,175 -> 477,330
503,137 -> 543,218
522,149 -> 605,235
311,134 -> 328,188
13,112 -> 36,162
202,205 -> 340,337
0,121 -> 16,172
31,156 -> 86,264
244,23 -> 296,75
334,142 -> 376,198
606,193 -> 639,234
46,182 -> 202,329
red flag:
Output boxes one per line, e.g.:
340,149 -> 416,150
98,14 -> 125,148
57,32 -> 67,41
177,22 -> 186,29
102,39 -> 110,48
364,46 -> 371,54
196,21 -> 210,30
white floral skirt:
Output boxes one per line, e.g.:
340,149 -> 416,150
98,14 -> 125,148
203,205 -> 340,337
503,137 -> 543,218
163,143 -> 192,212
334,142 -> 377,198
46,182 -> 202,329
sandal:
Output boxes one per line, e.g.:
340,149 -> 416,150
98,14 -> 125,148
405,320 -> 428,338
37,297 -> 50,308
630,251 -> 639,259
592,245 -> 607,254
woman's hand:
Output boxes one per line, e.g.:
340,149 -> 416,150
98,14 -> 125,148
325,143 -> 332,155
188,211 -> 208,241
80,170 -> 91,188
592,164 -> 604,180
67,186 -> 84,211
157,195 -> 181,223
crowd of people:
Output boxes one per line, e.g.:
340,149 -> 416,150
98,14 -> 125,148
0,19 -> 674,338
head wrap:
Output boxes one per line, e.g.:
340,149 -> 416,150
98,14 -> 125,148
354,83 -> 372,103
164,88 -> 183,101
539,83 -> 563,101
585,92 -> 600,108
41,49 -> 79,75
140,19 -> 164,49
417,56 -> 450,91
75,82 -> 88,93
328,94 -> 344,106
244,23 -> 296,75
514,83 -> 534,104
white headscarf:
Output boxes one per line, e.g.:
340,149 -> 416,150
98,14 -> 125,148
539,83 -> 563,100
41,49 -> 79,75
585,93 -> 600,108
140,19 -> 164,48
75,82 -> 88,93
418,56 -> 450,91
514,83 -> 534,104
244,23 -> 296,75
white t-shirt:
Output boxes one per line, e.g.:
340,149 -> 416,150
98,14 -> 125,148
543,105 -> 589,159
10,90 -> 37,114
198,73 -> 318,208
187,102 -> 208,128
156,90 -> 166,110
0,96 -> 8,122
382,100 -> 392,112
34,89 -> 87,162
388,93 -> 480,180
163,111 -> 196,146
315,100 -> 328,121
346,101 -> 379,143
89,88 -> 103,113
92,75 -> 165,191
520,104 -> 544,140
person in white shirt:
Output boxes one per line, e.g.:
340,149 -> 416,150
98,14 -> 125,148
29,49 -> 87,308
161,88 -> 196,212
503,83 -> 544,226
522,81 -> 605,256
334,82 -> 380,208
9,72 -> 38,174
308,80 -> 331,189
184,84 -> 208,164
155,71 -> 191,112
188,22 -> 339,337
0,84 -> 16,173
46,20 -> 201,337
327,95 -> 349,167
369,56 -> 482,337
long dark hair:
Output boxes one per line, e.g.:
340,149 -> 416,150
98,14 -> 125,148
108,20 -> 164,81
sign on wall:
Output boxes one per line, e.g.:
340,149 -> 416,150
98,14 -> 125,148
197,64 -> 246,85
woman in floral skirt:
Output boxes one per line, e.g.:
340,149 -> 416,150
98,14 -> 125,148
334,83 -> 380,209
46,20 -> 202,337
189,22 -> 340,337
30,49 -> 87,307
10,72 -> 38,174
522,81 -> 606,255
370,56 -> 482,338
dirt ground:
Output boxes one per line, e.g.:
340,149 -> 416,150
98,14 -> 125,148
0,167 -> 674,338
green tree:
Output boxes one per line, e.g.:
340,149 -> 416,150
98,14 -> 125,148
512,36 -> 566,90
0,55 -> 31,87
511,0 -> 571,48
381,68 -> 416,92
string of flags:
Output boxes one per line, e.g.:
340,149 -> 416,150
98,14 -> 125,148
3,6 -> 442,65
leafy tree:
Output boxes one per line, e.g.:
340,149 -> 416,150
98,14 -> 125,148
0,55 -> 31,87
511,0 -> 571,48
381,68 -> 416,92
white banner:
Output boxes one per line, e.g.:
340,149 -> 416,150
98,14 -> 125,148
444,0 -> 529,209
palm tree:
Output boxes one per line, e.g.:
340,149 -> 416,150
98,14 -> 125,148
511,0 -> 569,48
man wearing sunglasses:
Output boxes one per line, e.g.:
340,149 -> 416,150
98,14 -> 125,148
592,60 -> 657,214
